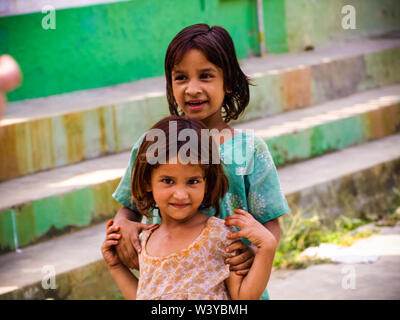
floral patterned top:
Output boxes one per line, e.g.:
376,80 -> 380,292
136,217 -> 236,300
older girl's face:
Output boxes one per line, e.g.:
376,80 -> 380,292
171,49 -> 227,127
148,157 -> 206,223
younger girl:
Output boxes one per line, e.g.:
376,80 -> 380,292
112,24 -> 290,299
102,116 -> 277,299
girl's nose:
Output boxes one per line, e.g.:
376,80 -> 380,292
185,79 -> 202,96
172,187 -> 190,200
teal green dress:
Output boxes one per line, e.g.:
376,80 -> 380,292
113,130 -> 290,300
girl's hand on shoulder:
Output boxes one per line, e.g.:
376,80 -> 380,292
225,209 -> 278,253
113,213 -> 158,270
101,220 -> 122,269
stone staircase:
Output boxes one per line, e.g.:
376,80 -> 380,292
0,33 -> 399,299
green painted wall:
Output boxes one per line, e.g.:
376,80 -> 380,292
263,0 -> 288,53
1,0 -> 258,102
1,0 -> 399,102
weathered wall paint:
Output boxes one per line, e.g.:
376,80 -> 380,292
1,0 -> 399,102
284,0 -> 400,52
311,56 -> 366,103
0,180 -> 120,252
1,0 -> 258,102
1,47 -> 399,181
286,158 -> 400,226
362,48 -> 400,90
0,99 -> 399,251
283,66 -> 312,110
1,259 -> 123,300
0,209 -> 15,250
266,103 -> 400,167
30,118 -> 55,172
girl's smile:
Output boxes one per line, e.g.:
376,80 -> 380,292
172,49 -> 227,127
185,99 -> 208,111
169,203 -> 190,209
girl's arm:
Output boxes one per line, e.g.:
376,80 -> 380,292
107,264 -> 139,300
264,217 -> 282,243
224,209 -> 278,300
226,217 -> 283,276
101,222 -> 139,300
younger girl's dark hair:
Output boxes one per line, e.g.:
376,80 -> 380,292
131,115 -> 229,217
165,23 -> 250,123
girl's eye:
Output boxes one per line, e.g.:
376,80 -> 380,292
162,178 -> 174,184
200,73 -> 213,79
174,75 -> 186,81
188,179 -> 200,185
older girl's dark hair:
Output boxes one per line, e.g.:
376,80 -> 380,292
131,115 -> 229,217
165,23 -> 250,123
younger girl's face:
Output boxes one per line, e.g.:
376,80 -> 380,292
171,49 -> 227,126
148,158 -> 206,223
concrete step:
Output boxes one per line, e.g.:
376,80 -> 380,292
1,35 -> 399,181
1,133 -> 399,299
236,84 -> 400,166
0,152 -> 127,252
0,85 -> 399,252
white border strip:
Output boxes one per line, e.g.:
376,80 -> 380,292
0,0 -> 130,17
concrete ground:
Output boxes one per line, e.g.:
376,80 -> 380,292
267,222 -> 400,300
